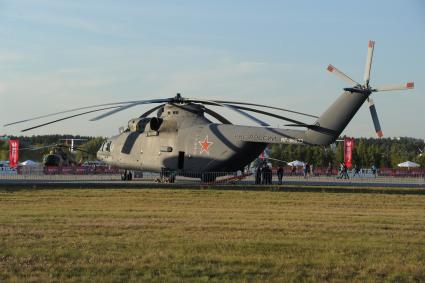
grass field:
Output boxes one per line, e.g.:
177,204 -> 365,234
1,188 -> 425,282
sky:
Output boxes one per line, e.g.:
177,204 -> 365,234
0,0 -> 424,139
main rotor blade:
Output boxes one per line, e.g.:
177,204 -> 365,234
19,144 -> 65,151
188,98 -> 270,126
266,157 -> 288,164
188,98 -> 319,128
211,100 -> 318,118
364,40 -> 375,85
368,98 -> 383,138
72,147 -> 90,154
19,145 -> 48,151
90,98 -> 172,121
225,104 -> 309,126
374,82 -> 414,92
21,106 -> 122,132
4,100 -> 143,127
204,107 -> 232,124
139,104 -> 165,118
327,64 -> 360,86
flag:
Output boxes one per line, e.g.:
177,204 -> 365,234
344,138 -> 354,168
9,140 -> 19,168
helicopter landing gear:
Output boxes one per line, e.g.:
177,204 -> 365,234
155,169 -> 176,183
121,170 -> 133,181
154,176 -> 175,183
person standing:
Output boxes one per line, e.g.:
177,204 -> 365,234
343,163 -> 349,179
353,165 -> 360,178
338,163 -> 344,179
261,165 -> 266,184
263,165 -> 272,184
255,166 -> 262,184
371,165 -> 377,178
277,166 -> 284,185
303,163 -> 308,178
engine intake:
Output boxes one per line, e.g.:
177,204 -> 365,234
149,117 -> 163,131
128,118 -> 151,132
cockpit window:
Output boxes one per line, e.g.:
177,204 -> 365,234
105,141 -> 112,152
102,141 -> 112,152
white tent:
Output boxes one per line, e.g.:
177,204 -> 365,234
19,160 -> 38,166
397,161 -> 420,168
287,160 -> 305,167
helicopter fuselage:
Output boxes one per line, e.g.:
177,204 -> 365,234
97,104 -> 270,173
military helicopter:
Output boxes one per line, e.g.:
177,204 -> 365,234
20,139 -> 88,167
5,41 -> 414,181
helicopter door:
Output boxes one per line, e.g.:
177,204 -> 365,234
178,151 -> 185,170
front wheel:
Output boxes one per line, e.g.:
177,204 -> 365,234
121,170 -> 133,181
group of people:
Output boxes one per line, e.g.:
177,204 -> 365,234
254,162 -> 379,184
255,164 -> 285,185
337,162 -> 350,179
338,163 -> 378,179
255,164 -> 272,184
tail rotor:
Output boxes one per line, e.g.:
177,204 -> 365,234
327,40 -> 414,138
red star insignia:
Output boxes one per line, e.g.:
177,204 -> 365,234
199,135 -> 213,154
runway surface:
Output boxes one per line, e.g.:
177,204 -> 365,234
1,174 -> 424,191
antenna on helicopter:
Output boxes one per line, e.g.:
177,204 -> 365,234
327,40 -> 414,138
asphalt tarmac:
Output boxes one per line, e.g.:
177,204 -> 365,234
0,174 -> 424,190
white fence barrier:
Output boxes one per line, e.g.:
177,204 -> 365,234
0,168 -> 424,187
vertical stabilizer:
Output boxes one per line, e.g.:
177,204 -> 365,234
302,91 -> 368,145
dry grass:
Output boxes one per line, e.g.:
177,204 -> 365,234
1,188 -> 425,282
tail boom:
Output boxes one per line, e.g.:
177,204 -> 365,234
301,91 -> 369,145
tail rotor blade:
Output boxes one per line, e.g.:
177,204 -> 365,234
327,64 -> 360,86
368,98 -> 383,138
364,40 -> 375,85
374,82 -> 414,92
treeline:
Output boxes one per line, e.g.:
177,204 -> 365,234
0,135 -> 104,162
270,137 -> 425,168
1,135 -> 424,168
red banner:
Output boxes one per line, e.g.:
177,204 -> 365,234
344,138 -> 354,168
9,140 -> 19,168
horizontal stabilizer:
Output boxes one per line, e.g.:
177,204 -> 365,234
285,124 -> 338,135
